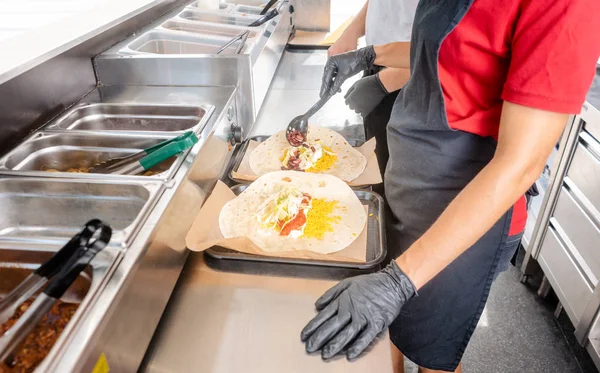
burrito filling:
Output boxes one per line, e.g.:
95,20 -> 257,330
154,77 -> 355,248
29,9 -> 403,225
255,186 -> 312,237
255,185 -> 342,239
280,141 -> 337,172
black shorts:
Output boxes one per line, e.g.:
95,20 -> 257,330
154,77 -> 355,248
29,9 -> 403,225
388,232 -> 523,371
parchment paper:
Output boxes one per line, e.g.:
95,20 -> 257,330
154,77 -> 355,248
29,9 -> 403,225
185,181 -> 369,263
231,137 -> 382,187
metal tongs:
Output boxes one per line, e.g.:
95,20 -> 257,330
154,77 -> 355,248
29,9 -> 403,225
259,0 -> 278,15
0,220 -> 112,362
88,131 -> 198,175
215,30 -> 250,55
285,91 -> 334,146
248,7 -> 279,27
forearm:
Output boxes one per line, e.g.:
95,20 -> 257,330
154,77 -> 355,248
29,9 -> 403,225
378,68 -> 410,93
396,158 -> 537,289
341,1 -> 368,40
373,42 -> 411,69
395,103 -> 567,290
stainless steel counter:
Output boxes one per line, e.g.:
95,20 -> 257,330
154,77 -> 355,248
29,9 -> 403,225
140,255 -> 394,373
139,46 -> 393,373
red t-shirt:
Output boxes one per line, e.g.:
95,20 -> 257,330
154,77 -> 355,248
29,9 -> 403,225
438,0 -> 600,236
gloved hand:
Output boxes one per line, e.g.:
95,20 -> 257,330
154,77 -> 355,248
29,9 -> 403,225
320,45 -> 377,98
300,261 -> 417,360
344,73 -> 389,116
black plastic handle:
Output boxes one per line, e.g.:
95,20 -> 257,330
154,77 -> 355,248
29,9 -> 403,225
260,0 -> 278,15
35,219 -> 105,279
44,221 -> 112,299
248,8 -> 279,27
305,91 -> 333,119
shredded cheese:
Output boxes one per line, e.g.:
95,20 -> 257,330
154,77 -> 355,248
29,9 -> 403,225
303,198 -> 341,240
280,150 -> 288,162
306,146 -> 338,173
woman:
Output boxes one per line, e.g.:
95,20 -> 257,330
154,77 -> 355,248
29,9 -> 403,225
300,0 -> 600,372
326,0 -> 417,184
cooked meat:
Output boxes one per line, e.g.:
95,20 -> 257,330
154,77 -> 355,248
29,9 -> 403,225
281,150 -> 303,171
286,129 -> 306,147
0,299 -> 79,373
43,167 -> 88,173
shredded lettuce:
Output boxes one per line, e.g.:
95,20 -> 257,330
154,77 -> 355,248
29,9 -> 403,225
255,186 -> 311,231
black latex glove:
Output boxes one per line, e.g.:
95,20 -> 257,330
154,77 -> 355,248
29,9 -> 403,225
320,45 -> 377,98
300,261 -> 416,360
344,73 -> 389,117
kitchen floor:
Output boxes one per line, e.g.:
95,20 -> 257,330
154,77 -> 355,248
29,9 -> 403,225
404,250 -> 599,373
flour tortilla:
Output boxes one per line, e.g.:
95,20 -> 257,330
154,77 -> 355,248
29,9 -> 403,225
249,126 -> 367,182
218,171 -> 367,254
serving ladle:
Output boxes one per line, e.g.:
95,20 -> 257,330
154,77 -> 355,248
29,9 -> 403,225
285,92 -> 334,146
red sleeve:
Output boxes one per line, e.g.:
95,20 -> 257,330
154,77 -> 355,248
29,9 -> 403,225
502,0 -> 600,114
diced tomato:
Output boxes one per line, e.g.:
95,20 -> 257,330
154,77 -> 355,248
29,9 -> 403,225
301,195 -> 311,206
279,210 -> 307,236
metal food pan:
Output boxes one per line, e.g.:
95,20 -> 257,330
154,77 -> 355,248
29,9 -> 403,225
160,20 -> 258,39
226,135 -> 366,188
185,1 -> 234,12
45,102 -> 213,137
178,9 -> 261,27
0,245 -> 120,372
126,30 -> 249,55
0,132 -> 185,181
0,250 -> 91,303
205,185 -> 386,269
230,4 -> 264,15
0,177 -> 162,248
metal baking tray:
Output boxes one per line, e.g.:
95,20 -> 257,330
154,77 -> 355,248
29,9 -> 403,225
227,135 -> 365,187
205,184 -> 386,269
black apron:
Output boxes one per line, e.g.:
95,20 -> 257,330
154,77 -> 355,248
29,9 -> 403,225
363,67 -> 400,184
384,0 -> 518,370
